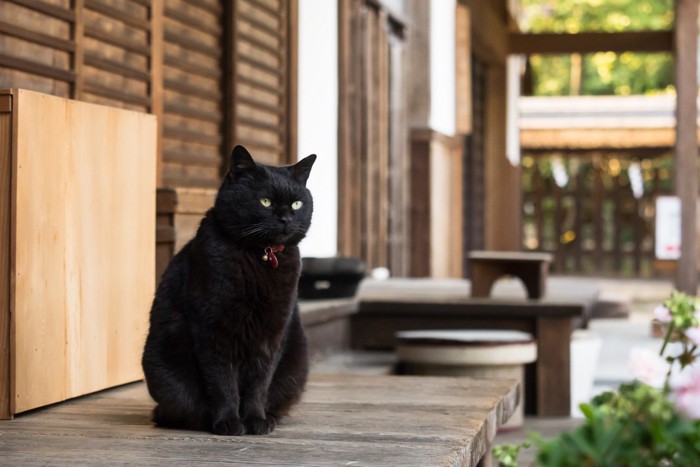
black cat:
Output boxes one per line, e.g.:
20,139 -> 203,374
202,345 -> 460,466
142,145 -> 316,435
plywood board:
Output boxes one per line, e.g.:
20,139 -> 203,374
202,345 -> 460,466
11,89 -> 156,414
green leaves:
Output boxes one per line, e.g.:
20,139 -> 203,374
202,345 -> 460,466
520,0 -> 674,96
525,382 -> 700,466
663,291 -> 700,329
520,0 -> 674,34
493,289 -> 700,466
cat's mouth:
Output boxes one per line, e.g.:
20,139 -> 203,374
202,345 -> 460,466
273,232 -> 294,244
271,229 -> 305,246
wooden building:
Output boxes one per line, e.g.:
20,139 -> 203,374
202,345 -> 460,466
511,0 -> 698,291
520,95 -> 682,277
0,0 -> 516,281
1,0 -> 697,290
337,0 -> 522,278
0,0 -> 297,186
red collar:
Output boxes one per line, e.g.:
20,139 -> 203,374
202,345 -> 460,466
262,245 -> 285,268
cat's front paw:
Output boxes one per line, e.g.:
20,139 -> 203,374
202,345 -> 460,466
212,415 -> 245,436
245,416 -> 276,435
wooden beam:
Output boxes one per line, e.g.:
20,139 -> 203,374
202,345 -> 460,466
337,0 -> 353,258
222,0 -> 238,173
455,3 -> 472,135
72,0 -> 85,100
509,31 -> 674,55
465,0 -> 508,63
520,127 -> 681,151
150,0 -> 164,188
0,92 -> 12,419
674,0 -> 698,294
285,0 -> 298,165
484,65 -> 521,251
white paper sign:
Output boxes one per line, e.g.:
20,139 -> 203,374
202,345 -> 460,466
655,196 -> 681,260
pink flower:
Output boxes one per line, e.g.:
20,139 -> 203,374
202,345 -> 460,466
628,347 -> 667,388
670,365 -> 700,419
684,327 -> 700,346
654,305 -> 672,323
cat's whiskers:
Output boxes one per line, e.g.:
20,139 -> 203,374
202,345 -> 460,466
236,224 -> 268,240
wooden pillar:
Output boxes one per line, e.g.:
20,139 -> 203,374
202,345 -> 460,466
484,64 -> 521,251
71,0 -> 85,100
674,0 -> 698,294
150,0 -> 164,188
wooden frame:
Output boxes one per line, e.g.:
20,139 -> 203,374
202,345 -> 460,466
509,31 -> 674,55
674,0 -> 698,293
462,0 -> 508,63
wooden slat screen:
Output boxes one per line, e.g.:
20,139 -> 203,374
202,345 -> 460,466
81,0 -> 152,111
161,0 -> 223,188
0,0 -> 297,190
339,0 -> 408,275
226,0 -> 293,166
0,0 -> 76,97
522,152 -> 673,277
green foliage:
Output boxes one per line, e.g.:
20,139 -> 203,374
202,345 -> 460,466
493,290 -> 700,466
533,383 -> 700,466
493,383 -> 700,466
492,441 -> 530,467
520,0 -> 674,33
519,0 -> 675,96
660,291 -> 700,368
663,291 -> 700,330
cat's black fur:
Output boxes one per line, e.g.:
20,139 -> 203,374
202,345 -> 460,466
142,145 -> 316,435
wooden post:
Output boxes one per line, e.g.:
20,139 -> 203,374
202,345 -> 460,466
0,95 -> 12,419
150,0 -> 164,188
287,0 -> 299,164
71,0 -> 84,100
674,0 -> 698,294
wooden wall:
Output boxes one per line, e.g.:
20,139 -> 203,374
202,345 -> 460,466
225,0 -> 296,167
338,0 -> 410,276
410,129 -> 464,278
461,0 -> 521,254
161,0 -> 223,187
0,0 -> 296,189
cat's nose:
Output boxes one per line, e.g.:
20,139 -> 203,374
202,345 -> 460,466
280,216 -> 292,234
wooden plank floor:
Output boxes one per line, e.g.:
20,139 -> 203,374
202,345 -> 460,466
0,375 -> 518,466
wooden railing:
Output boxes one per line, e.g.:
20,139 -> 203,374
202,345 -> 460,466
522,152 -> 674,277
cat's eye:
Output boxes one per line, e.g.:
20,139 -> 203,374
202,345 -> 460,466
260,198 -> 272,208
291,200 -> 303,210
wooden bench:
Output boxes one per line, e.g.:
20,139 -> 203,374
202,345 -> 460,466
300,298 -> 359,360
469,250 -> 553,299
353,282 -> 584,417
0,376 -> 518,467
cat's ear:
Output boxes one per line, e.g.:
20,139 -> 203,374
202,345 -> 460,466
229,145 -> 257,179
290,154 -> 317,185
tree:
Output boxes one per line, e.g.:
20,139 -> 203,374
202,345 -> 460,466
519,0 -> 675,96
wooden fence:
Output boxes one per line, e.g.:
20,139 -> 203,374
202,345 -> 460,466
522,151 -> 674,277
